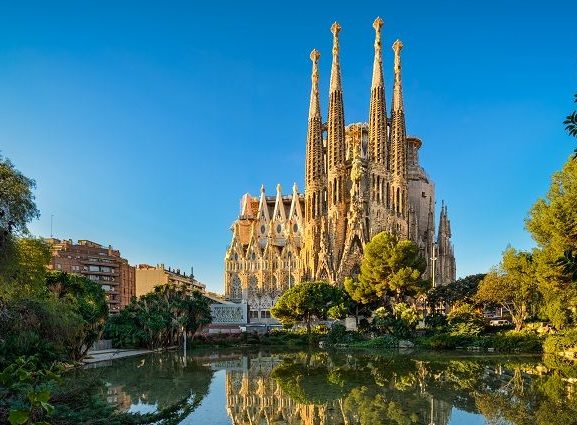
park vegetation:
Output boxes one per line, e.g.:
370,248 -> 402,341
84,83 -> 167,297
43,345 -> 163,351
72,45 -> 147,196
104,284 -> 211,349
0,154 -> 213,424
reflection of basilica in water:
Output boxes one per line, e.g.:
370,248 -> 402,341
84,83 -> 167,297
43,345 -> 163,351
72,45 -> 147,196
223,353 -> 453,425
85,350 -> 577,425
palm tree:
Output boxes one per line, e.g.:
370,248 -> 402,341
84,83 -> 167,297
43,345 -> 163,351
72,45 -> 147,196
564,93 -> 577,158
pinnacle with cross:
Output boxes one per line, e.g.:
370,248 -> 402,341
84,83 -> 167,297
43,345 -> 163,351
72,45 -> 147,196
310,48 -> 320,63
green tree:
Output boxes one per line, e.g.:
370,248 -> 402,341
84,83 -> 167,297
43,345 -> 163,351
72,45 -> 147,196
271,281 -> 346,334
45,271 -> 109,359
427,273 -> 486,308
104,284 -> 211,349
0,237 -> 51,295
526,158 -> 577,326
475,247 -> 538,331
564,93 -> 577,157
0,155 -> 39,237
556,250 -> 577,282
344,232 -> 427,309
446,302 -> 485,336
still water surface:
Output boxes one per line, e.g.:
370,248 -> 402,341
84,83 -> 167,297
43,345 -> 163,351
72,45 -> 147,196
82,349 -> 577,424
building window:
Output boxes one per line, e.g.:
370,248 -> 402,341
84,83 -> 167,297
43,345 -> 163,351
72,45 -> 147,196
249,310 -> 259,319
261,310 -> 271,319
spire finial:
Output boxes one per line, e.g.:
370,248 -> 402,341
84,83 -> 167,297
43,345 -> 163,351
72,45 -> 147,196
276,183 -> 281,193
392,39 -> 404,111
310,49 -> 320,87
260,184 -> 265,193
329,22 -> 342,93
331,22 -> 341,54
373,17 -> 383,59
308,49 -> 321,120
393,39 -> 403,77
310,48 -> 320,64
371,18 -> 384,90
292,182 -> 298,193
373,17 -> 383,35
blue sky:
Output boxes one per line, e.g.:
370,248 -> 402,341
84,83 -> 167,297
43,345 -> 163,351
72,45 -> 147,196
0,1 -> 576,292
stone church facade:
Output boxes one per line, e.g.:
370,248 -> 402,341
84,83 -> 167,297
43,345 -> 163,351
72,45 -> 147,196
224,19 -> 456,320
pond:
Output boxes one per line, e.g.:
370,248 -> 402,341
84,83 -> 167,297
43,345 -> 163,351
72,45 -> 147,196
81,349 -> 577,424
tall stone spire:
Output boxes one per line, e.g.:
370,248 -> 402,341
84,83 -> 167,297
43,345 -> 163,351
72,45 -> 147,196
367,17 -> 389,238
368,17 -> 387,166
390,39 -> 408,224
329,22 -> 342,94
304,49 -> 326,280
305,49 -> 323,188
327,21 -> 346,176
437,202 -> 456,284
326,21 -> 348,275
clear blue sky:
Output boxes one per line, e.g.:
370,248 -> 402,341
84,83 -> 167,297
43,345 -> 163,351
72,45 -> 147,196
1,1 -> 576,293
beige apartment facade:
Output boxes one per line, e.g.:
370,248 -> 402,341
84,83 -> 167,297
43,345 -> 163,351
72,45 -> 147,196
46,238 -> 136,313
135,264 -> 205,297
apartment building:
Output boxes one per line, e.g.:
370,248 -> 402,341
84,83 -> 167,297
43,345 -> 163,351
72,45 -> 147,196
135,263 -> 205,297
46,238 -> 136,313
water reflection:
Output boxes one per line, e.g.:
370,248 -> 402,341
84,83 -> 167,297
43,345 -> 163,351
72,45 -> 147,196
85,350 -> 577,425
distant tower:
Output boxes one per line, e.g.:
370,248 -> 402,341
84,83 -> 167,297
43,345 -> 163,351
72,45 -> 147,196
303,49 -> 325,279
436,202 -> 456,284
390,39 -> 409,236
326,22 -> 348,272
368,17 -> 389,237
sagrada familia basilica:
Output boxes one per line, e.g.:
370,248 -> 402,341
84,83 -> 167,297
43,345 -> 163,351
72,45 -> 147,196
224,18 -> 456,319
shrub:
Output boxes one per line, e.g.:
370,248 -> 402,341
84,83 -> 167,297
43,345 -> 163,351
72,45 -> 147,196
0,356 -> 62,425
419,333 -> 472,350
543,329 -> 577,354
0,297 -> 85,366
349,336 -> 398,349
372,306 -> 414,339
418,332 -> 542,353
424,313 -> 448,330
446,302 -> 485,336
324,324 -> 347,344
482,332 -> 542,353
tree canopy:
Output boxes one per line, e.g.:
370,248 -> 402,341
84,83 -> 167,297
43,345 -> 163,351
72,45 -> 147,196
526,157 -> 577,326
271,281 -> 346,333
564,93 -> 577,157
0,155 -> 39,237
476,247 -> 538,331
104,284 -> 212,349
344,232 -> 427,308
427,273 -> 486,307
46,271 -> 109,358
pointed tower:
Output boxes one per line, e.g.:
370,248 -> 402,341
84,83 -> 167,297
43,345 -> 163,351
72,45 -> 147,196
340,123 -> 370,278
368,17 -> 389,237
436,202 -> 456,285
326,22 -> 348,272
256,185 -> 270,248
303,49 -> 326,280
390,39 -> 409,235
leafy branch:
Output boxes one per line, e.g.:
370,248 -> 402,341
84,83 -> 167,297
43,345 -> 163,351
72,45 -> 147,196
563,93 -> 577,158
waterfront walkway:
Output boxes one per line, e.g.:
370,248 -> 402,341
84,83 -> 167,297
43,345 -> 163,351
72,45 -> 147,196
83,348 -> 152,364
